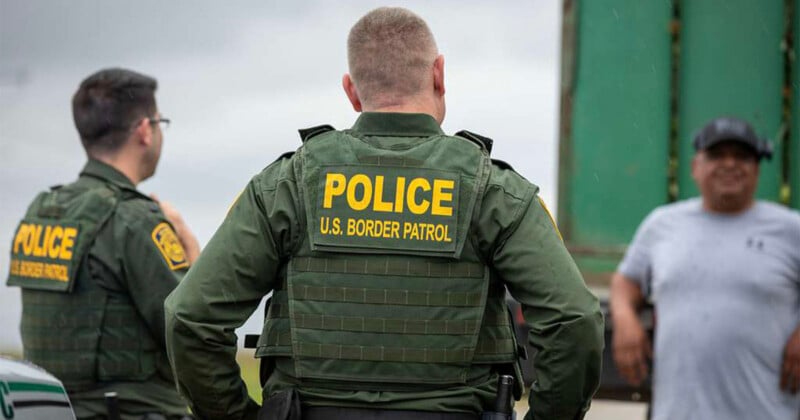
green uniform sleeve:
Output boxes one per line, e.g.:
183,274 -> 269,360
165,173 -> 288,420
115,207 -> 188,350
477,170 -> 604,420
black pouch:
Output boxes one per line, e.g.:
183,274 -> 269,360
258,389 -> 301,420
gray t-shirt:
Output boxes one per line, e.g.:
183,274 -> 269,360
619,198 -> 800,420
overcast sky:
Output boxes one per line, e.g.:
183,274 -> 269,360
0,1 -> 562,352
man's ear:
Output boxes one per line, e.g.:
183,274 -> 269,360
433,54 -> 445,97
342,74 -> 362,112
131,117 -> 152,147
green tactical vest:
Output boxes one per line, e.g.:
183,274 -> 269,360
255,128 -> 523,389
7,180 -> 158,391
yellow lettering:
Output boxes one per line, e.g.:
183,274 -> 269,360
372,176 -> 393,212
347,174 -> 372,211
32,225 -> 46,257
365,219 -> 375,237
60,228 -> 77,260
407,178 -> 431,215
47,226 -> 63,259
13,224 -> 29,254
431,179 -> 454,216
323,173 -> 347,208
391,221 -> 400,239
394,177 -> 406,213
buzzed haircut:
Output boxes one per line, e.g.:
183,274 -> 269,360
347,7 -> 438,106
71,68 -> 157,156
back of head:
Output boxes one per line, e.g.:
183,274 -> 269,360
347,7 -> 438,107
72,68 -> 157,157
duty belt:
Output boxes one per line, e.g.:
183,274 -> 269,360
302,407 -> 479,420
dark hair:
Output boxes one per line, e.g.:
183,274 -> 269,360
71,68 -> 158,155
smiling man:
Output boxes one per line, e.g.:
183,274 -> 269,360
610,116 -> 800,420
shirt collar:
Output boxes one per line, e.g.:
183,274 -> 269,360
350,112 -> 445,137
79,159 -> 136,189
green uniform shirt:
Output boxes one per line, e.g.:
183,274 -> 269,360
165,113 -> 603,420
33,160 -> 190,419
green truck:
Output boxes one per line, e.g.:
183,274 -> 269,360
556,0 -> 800,401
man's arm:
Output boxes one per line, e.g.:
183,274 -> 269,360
149,194 -> 201,263
118,209 -> 189,350
487,192 -> 603,420
165,177 -> 286,420
609,272 -> 651,386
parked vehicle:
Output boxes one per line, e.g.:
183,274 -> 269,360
0,356 -> 74,420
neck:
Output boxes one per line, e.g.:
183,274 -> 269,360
365,94 -> 443,124
702,196 -> 755,214
93,153 -> 142,185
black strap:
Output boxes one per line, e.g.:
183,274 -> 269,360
491,159 -> 515,171
298,124 -> 335,142
303,407 -> 478,420
455,130 -> 493,154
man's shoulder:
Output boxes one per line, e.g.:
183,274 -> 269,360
114,193 -> 164,228
632,199 -> 702,235
649,198 -> 701,219
246,150 -> 302,195
754,200 -> 800,221
486,160 -> 538,201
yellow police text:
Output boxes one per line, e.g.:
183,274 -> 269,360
323,173 -> 454,216
13,224 -> 78,261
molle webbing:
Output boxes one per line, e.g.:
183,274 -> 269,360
255,254 -> 518,384
16,182 -> 158,390
21,287 -> 158,390
293,256 -> 483,279
259,291 -> 516,360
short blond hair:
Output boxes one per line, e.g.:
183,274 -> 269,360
347,7 -> 438,106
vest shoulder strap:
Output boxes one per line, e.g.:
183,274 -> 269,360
491,158 -> 516,172
298,124 -> 335,142
455,130 -> 493,154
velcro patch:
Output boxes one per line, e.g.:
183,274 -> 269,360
151,222 -> 188,270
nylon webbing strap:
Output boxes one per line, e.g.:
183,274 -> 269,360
294,313 -> 481,335
475,338 -> 515,355
263,332 -> 292,347
292,257 -> 484,279
357,155 -> 424,167
271,303 -> 509,327
24,336 -> 96,351
293,285 -> 482,307
296,342 -> 473,363
23,311 -> 100,327
265,328 -> 514,353
25,335 -> 130,351
26,356 -> 91,376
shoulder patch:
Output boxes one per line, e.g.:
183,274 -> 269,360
298,124 -> 335,142
151,222 -> 188,270
537,196 -> 563,242
491,159 -> 515,171
455,130 -> 494,154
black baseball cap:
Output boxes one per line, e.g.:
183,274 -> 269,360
692,117 -> 773,160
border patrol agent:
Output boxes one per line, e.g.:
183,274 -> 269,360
6,68 -> 200,419
165,7 -> 603,420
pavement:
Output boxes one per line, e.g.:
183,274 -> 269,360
514,399 -> 648,420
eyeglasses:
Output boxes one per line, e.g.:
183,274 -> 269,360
149,116 -> 171,130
